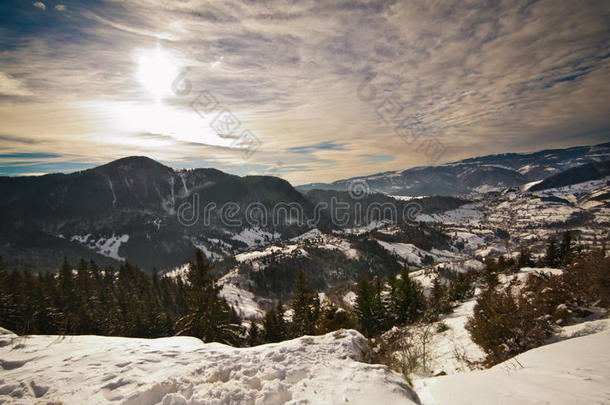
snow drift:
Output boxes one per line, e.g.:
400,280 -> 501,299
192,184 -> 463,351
0,328 -> 419,405
415,322 -> 610,405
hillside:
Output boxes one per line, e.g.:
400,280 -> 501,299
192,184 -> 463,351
529,160 -> 610,191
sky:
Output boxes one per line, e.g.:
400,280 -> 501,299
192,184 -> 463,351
0,0 -> 609,184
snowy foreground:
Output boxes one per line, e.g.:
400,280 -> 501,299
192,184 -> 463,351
0,328 -> 418,405
415,323 -> 610,405
1,325 -> 609,405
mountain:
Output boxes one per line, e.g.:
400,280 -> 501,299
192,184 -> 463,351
0,156 -> 317,271
529,160 -> 610,191
296,142 -> 610,196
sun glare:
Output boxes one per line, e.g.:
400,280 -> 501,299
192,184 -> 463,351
135,45 -> 178,102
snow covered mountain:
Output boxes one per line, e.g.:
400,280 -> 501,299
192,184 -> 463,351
296,142 -> 610,196
0,156 -> 317,271
1,144 -> 608,273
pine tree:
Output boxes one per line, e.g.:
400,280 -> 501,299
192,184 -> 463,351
290,271 -> 320,337
517,245 -> 532,268
428,276 -> 450,319
558,231 -> 573,267
389,267 -> 424,325
482,258 -> 500,289
449,271 -> 474,301
247,322 -> 261,346
177,250 -> 242,344
0,256 -> 8,327
315,302 -> 357,334
263,301 -> 287,343
544,238 -> 560,267
354,275 -> 388,337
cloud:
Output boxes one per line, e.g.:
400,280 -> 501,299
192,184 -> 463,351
0,72 -> 33,96
0,134 -> 37,144
0,0 -> 609,183
32,1 -> 46,10
360,154 -> 394,164
286,141 -> 348,154
0,152 -> 60,159
55,4 -> 66,12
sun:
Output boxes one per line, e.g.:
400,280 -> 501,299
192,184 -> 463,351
135,45 -> 178,102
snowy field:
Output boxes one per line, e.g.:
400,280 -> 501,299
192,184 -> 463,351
2,321 -> 609,404
415,322 -> 610,405
0,328 -> 419,405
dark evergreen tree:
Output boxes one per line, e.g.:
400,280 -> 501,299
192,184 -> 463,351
428,276 -> 451,319
558,231 -> 573,267
517,245 -> 532,268
263,301 -> 287,343
389,266 -> 424,325
449,271 -> 474,302
290,271 -> 320,337
176,250 -> 242,344
315,302 -> 358,334
247,322 -> 261,346
482,258 -> 500,289
354,276 -> 387,337
544,238 -> 560,267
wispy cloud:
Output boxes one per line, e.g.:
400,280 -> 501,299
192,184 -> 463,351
0,72 -> 33,96
287,141 -> 348,154
0,0 -> 609,182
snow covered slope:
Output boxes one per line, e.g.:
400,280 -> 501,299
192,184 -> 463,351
0,328 -> 419,405
414,324 -> 610,405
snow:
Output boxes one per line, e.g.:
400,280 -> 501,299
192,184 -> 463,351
416,204 -> 485,225
408,268 -> 437,291
452,231 -> 485,248
206,238 -> 232,255
341,220 -> 391,235
231,228 -> 280,248
498,266 -> 563,287
426,299 -> 486,374
219,282 -> 264,319
70,233 -> 130,261
0,329 -> 419,405
320,238 -> 359,259
343,291 -> 357,309
434,259 -> 485,274
400,265 -> 571,382
377,241 -> 424,265
191,239 -> 223,260
378,241 -> 467,268
472,184 -> 502,194
235,245 -> 301,263
474,244 -> 506,258
414,324 -> 610,405
536,176 -> 609,195
164,263 -> 190,280
218,269 -> 265,319
521,179 -> 542,190
289,228 -> 321,242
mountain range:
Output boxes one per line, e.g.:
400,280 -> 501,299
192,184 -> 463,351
296,142 -> 610,195
0,156 -> 315,271
1,142 -> 609,272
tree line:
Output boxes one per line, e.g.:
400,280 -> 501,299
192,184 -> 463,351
2,230 -> 604,354
0,250 -> 243,344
